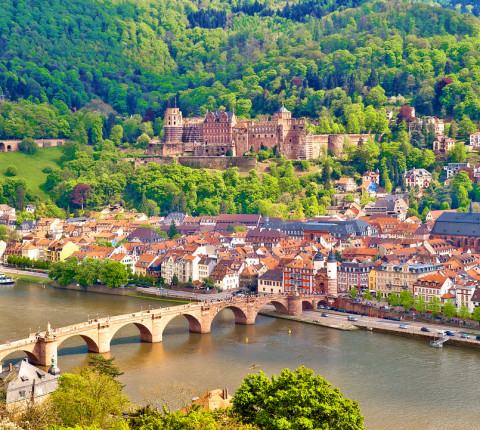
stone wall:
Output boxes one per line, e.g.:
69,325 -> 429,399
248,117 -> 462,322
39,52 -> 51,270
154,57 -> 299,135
328,134 -> 369,157
178,156 -> 257,171
0,139 -> 68,153
54,283 -> 137,295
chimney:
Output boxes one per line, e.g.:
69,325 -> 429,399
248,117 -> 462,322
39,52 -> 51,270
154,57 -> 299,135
9,363 -> 12,372
223,388 -> 228,399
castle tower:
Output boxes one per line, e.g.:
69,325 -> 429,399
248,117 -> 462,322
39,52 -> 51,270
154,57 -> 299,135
164,108 -> 183,143
326,249 -> 338,297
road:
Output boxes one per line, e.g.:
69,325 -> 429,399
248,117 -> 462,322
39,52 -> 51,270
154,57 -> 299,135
310,309 -> 480,344
137,286 -> 235,301
0,265 -> 49,279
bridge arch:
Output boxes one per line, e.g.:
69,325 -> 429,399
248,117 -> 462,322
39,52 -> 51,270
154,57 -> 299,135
56,333 -> 100,354
0,142 -> 5,152
162,312 -> 205,335
251,299 -> 289,323
0,349 -> 40,366
302,300 -> 314,310
212,304 -> 250,325
109,321 -> 154,343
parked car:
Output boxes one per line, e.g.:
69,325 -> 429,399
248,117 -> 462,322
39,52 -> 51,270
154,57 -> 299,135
420,327 -> 431,332
399,324 -> 408,329
437,330 -> 446,335
445,330 -> 455,336
369,313 -> 375,317
476,335 -> 480,341
461,333 -> 470,339
317,304 -> 324,309
392,317 -> 401,321
347,316 -> 358,322
361,312 -> 368,316
321,312 -> 329,317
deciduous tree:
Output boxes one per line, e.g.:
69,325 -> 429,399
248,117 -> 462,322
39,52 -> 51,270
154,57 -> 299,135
233,367 -> 364,430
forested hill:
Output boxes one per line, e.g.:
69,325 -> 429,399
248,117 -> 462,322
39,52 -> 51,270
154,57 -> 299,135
1,0 -> 480,120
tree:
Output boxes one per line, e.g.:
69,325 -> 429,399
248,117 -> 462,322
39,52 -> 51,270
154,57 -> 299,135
458,304 -> 471,320
349,287 -> 358,299
442,301 -> 457,318
447,142 -> 467,163
203,277 -> 214,289
110,124 -> 123,146
448,120 -> 459,138
168,220 -> 178,239
376,291 -> 382,303
70,183 -> 92,210
87,355 -> 124,380
18,137 -> 39,155
76,258 -> 102,286
362,290 -> 373,301
232,366 -> 364,430
428,296 -> 442,316
399,290 -> 414,311
51,369 -> 129,427
172,274 -> 179,285
415,296 -> 428,313
472,306 -> 480,325
100,260 -> 127,288
387,292 -> 399,307
5,166 -> 17,176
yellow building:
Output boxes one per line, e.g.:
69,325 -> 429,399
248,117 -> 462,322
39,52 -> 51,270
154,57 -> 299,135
46,241 -> 79,263
368,269 -> 376,292
374,263 -> 438,298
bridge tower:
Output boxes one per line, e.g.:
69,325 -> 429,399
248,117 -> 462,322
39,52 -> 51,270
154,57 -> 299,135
326,249 -> 338,297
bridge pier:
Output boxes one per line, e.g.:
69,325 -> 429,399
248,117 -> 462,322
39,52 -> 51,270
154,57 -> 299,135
31,338 -> 58,367
286,295 -> 303,316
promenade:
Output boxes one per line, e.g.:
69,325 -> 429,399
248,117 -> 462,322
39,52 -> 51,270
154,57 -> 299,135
260,306 -> 480,349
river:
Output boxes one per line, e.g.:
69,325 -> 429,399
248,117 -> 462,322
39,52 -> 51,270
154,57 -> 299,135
1,280 -> 479,430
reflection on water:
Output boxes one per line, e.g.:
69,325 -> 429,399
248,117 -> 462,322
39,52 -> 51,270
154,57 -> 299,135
1,281 -> 480,429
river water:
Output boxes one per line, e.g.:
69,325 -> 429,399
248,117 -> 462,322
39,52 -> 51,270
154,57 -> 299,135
1,281 -> 479,429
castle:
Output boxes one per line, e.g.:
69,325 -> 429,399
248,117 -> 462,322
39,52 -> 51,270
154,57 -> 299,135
148,106 -> 369,160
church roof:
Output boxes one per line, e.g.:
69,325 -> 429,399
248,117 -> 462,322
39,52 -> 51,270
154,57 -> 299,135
431,211 -> 480,237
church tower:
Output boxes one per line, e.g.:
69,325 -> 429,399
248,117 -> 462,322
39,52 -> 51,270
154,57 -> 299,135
164,107 -> 183,143
326,249 -> 338,297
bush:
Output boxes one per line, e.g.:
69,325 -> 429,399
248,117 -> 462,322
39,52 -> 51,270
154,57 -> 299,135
43,165 -> 53,173
18,137 -> 39,155
5,165 -> 17,176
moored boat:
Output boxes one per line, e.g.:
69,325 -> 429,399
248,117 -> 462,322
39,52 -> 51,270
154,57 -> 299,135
0,273 -> 14,284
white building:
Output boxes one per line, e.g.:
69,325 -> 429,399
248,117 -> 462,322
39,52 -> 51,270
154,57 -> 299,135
444,162 -> 469,179
469,132 -> 480,149
403,168 -> 432,190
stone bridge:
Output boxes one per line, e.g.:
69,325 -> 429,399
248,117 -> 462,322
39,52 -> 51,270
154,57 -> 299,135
0,294 -> 325,366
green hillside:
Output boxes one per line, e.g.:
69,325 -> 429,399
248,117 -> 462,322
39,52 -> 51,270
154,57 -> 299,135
0,147 -> 63,198
1,0 -> 480,120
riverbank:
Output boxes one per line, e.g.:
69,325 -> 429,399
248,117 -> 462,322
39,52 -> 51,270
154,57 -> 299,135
261,306 -> 480,350
0,266 -> 50,283
259,308 -> 359,331
127,294 -> 191,304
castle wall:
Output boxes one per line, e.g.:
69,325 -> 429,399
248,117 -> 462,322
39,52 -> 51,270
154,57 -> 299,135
0,139 -> 67,153
328,134 -> 369,157
178,156 -> 256,171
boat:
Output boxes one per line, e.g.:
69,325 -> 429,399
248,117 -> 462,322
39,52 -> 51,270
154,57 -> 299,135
249,364 -> 260,369
0,273 -> 15,285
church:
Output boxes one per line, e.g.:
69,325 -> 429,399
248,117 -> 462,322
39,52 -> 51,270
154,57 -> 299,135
430,204 -> 480,252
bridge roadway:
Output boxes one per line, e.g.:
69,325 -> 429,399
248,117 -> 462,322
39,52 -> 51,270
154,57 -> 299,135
0,294 -> 325,366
